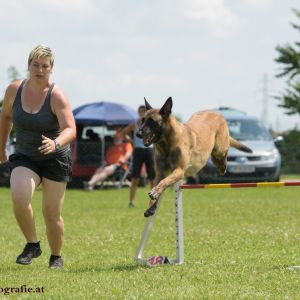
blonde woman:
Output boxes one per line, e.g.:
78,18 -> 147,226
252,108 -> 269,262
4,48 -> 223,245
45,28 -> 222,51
0,45 -> 76,268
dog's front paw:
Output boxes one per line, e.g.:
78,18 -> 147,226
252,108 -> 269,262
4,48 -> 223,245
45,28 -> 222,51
144,201 -> 157,218
148,188 -> 161,201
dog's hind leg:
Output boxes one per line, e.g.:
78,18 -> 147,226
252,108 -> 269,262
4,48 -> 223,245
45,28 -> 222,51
212,127 -> 230,175
211,152 -> 228,175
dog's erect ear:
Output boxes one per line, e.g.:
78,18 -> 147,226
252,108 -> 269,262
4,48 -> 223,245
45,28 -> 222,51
144,98 -> 152,111
159,97 -> 173,119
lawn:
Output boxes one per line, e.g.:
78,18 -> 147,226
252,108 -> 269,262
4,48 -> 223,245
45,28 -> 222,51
281,174 -> 300,180
1,185 -> 300,299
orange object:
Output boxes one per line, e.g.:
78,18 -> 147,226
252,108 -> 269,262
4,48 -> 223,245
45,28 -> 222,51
105,142 -> 133,169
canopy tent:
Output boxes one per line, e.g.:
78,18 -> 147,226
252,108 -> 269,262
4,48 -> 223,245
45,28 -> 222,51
73,101 -> 138,126
73,101 -> 138,168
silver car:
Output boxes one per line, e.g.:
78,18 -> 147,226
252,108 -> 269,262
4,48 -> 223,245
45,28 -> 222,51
198,108 -> 281,183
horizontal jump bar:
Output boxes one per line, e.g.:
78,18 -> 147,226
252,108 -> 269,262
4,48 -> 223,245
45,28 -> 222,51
180,181 -> 300,189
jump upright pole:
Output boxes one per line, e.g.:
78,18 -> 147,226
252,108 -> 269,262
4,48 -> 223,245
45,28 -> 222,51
135,181 -> 184,266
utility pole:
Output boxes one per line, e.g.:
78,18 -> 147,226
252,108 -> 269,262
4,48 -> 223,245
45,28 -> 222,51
260,73 -> 269,128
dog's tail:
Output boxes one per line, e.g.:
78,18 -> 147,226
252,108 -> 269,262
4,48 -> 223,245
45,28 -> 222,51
229,136 -> 253,153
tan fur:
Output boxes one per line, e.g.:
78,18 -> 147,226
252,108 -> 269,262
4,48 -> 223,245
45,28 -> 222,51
145,107 -> 252,202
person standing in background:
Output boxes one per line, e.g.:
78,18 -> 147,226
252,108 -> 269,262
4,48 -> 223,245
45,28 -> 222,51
122,105 -> 155,207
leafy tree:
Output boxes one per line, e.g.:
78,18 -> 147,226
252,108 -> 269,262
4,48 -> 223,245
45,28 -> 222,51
0,66 -> 22,107
0,66 -> 22,139
7,65 -> 21,82
274,9 -> 300,115
277,130 -> 300,173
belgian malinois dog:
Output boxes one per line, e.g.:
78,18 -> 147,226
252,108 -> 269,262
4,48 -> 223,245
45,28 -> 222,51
136,97 -> 253,217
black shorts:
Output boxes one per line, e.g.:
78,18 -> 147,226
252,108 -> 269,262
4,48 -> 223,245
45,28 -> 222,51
131,148 -> 155,180
9,152 -> 72,183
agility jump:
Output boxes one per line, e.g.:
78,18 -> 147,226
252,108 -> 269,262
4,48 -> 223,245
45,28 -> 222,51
135,180 -> 300,267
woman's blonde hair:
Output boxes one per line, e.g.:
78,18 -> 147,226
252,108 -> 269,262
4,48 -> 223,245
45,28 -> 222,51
28,45 -> 54,67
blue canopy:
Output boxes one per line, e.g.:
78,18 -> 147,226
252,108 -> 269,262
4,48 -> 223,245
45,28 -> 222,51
73,101 -> 138,126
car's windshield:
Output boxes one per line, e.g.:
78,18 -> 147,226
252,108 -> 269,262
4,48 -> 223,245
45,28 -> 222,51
227,119 -> 272,141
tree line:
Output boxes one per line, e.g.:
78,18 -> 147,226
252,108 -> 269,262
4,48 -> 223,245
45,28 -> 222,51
274,9 -> 300,173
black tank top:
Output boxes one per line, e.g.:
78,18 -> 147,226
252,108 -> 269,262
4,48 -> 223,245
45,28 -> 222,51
12,80 -> 70,160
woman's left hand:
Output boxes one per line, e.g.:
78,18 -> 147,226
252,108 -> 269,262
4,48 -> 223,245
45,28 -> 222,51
39,135 -> 55,155
119,159 -> 127,166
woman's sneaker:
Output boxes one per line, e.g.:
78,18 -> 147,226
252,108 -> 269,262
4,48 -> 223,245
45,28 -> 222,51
83,181 -> 93,191
16,242 -> 42,265
49,255 -> 63,269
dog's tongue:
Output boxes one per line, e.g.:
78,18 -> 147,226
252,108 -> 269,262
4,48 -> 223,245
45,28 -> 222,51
143,134 -> 153,146
143,137 -> 150,146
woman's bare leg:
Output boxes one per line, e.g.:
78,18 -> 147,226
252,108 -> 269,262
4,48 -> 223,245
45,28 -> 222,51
10,167 -> 40,242
42,178 -> 66,256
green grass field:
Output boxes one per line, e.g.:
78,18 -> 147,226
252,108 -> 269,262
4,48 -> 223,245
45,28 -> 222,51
1,185 -> 300,299
281,174 -> 300,180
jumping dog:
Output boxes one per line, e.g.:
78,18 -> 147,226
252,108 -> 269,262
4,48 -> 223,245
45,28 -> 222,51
136,97 -> 253,217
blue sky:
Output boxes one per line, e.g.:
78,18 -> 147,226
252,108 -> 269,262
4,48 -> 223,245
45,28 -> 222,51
0,0 -> 299,131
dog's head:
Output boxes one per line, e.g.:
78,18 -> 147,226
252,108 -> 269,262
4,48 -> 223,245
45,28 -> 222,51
136,97 -> 173,147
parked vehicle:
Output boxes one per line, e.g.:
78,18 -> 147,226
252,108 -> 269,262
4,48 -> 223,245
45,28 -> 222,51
70,124 -> 116,185
198,107 -> 282,183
